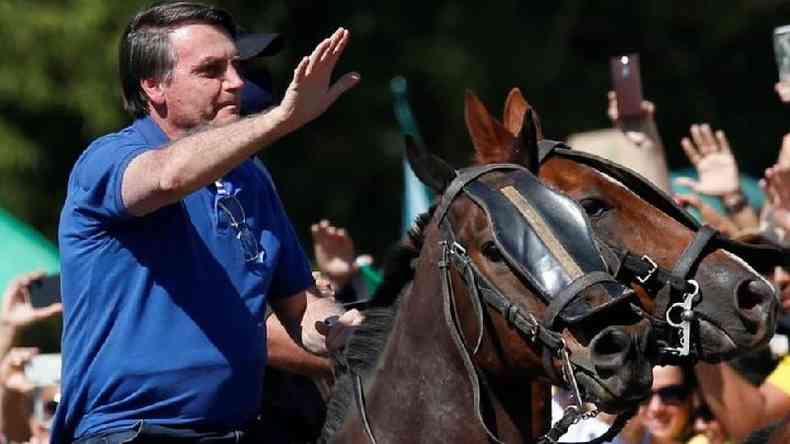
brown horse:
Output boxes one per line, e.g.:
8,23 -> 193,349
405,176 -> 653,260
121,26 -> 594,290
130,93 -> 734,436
453,89 -> 780,442
321,140 -> 656,443
319,90 -> 780,444
471,88 -> 779,363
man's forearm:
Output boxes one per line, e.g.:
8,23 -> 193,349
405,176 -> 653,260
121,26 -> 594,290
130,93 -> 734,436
123,106 -> 294,216
266,315 -> 332,379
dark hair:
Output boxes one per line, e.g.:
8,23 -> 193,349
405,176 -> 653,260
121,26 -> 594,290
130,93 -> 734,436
119,1 -> 237,118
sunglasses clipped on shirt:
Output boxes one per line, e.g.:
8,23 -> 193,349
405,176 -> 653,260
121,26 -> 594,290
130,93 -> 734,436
642,384 -> 691,406
215,180 -> 264,263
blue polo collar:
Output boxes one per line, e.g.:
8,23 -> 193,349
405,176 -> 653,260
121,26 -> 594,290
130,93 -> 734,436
132,116 -> 169,147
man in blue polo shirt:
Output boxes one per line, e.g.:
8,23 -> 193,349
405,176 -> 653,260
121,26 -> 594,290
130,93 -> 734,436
55,2 -> 360,442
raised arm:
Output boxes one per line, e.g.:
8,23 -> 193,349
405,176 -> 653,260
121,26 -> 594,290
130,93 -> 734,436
674,124 -> 759,231
606,91 -> 671,192
695,361 -> 790,442
123,28 -> 360,216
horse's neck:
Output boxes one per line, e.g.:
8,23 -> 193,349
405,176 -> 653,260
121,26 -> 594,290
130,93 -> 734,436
340,228 -> 547,443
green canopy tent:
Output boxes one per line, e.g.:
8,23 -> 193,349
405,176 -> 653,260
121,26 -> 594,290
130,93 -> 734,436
0,207 -> 59,295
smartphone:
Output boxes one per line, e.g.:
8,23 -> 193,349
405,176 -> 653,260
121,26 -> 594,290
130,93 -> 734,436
610,53 -> 644,120
24,353 -> 61,387
29,274 -> 61,308
774,25 -> 790,82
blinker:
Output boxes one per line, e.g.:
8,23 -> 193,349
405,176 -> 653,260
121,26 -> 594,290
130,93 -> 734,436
462,168 -> 632,324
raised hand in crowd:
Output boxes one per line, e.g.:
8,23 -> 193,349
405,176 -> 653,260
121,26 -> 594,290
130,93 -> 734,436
675,124 -> 759,231
607,90 -> 657,131
0,347 -> 38,443
311,220 -> 358,289
0,272 -> 62,359
674,194 -> 739,237
675,124 -> 739,196
605,91 -> 670,192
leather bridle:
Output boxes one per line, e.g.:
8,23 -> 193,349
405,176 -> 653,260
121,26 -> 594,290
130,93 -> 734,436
536,139 -> 768,362
350,164 -> 639,444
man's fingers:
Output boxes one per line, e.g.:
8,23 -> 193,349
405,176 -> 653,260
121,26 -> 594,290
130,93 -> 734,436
689,124 -> 707,154
307,37 -> 332,76
699,123 -> 717,151
327,72 -> 361,104
293,56 -> 309,82
321,28 -> 345,62
331,28 -> 350,57
680,137 -> 701,164
715,130 -> 732,154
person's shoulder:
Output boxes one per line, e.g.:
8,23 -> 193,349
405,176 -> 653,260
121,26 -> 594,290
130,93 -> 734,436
86,122 -> 147,153
67,122 -> 150,191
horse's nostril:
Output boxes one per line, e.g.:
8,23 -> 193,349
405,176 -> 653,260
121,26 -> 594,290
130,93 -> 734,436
590,328 -> 632,373
736,279 -> 772,312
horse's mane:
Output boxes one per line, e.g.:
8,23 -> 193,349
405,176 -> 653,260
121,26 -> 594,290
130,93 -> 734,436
320,207 -> 435,442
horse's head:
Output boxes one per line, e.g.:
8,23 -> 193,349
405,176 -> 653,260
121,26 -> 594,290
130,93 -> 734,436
406,107 -> 654,413
493,87 -> 779,362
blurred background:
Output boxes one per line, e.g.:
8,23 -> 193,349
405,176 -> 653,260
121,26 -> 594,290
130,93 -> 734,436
3,0 -> 790,275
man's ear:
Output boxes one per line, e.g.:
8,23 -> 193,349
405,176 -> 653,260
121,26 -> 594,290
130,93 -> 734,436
140,78 -> 166,107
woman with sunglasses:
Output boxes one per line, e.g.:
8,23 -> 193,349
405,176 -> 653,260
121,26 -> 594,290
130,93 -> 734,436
611,365 -> 700,444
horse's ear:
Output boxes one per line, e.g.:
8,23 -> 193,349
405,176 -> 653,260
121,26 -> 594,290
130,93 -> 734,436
403,135 -> 456,193
502,88 -> 544,172
503,88 -> 528,135
516,108 -> 543,173
465,91 -> 517,165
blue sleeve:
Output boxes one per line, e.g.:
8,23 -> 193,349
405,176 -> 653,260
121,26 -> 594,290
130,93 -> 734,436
69,134 -> 151,221
253,162 -> 314,300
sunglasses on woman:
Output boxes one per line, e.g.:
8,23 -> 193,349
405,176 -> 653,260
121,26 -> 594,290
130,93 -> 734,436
643,384 -> 691,405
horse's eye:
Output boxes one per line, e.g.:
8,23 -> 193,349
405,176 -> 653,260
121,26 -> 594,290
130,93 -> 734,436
482,241 -> 504,262
579,198 -> 610,218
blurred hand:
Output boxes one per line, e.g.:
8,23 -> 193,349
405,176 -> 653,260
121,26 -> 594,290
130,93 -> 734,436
311,220 -> 358,289
1,272 -> 62,331
674,124 -> 740,196
315,308 -> 364,354
775,81 -> 790,103
0,347 -> 37,394
277,28 -> 360,133
606,90 -> 656,125
763,164 -> 790,232
301,276 -> 346,355
674,194 -> 739,237
623,131 -> 656,150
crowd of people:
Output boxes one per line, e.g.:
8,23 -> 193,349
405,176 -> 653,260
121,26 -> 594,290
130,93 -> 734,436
3,1 -> 790,443
554,71 -> 790,443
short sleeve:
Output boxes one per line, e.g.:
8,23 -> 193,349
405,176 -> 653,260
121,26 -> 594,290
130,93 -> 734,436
69,134 -> 151,221
767,355 -> 790,396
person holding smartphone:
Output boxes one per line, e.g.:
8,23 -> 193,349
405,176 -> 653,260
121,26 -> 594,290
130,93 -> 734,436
0,272 -> 63,443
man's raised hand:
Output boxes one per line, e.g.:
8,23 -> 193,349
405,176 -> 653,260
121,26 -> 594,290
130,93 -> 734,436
278,28 -> 360,131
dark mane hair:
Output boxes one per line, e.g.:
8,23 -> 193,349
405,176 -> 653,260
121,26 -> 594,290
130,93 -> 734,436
320,207 -> 434,442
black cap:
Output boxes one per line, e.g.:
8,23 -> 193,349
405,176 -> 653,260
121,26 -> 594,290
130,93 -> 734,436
237,33 -> 284,60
